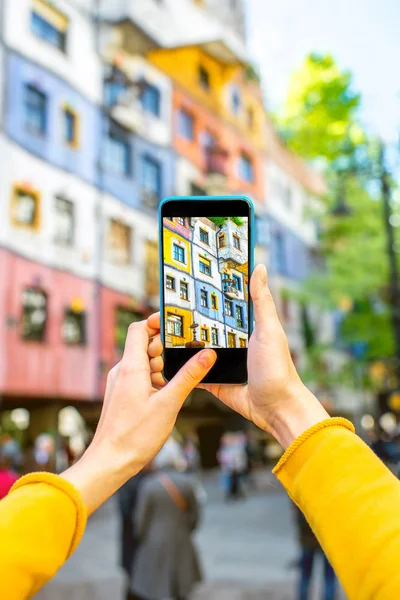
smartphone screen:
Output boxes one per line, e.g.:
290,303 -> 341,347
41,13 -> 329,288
160,197 -> 252,384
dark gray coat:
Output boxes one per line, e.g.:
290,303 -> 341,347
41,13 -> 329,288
131,470 -> 202,600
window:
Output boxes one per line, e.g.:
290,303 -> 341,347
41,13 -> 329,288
225,299 -> 233,317
180,281 -> 189,300
104,67 -> 126,106
141,83 -> 161,117
108,219 -> 131,264
239,337 -> 246,348
199,66 -> 210,90
55,196 -> 74,245
236,305 -> 244,328
201,327 -> 209,342
247,106 -> 254,129
218,233 -> 226,248
211,293 -> 218,310
200,289 -> 208,308
211,327 -> 219,346
31,0 -> 68,52
21,288 -> 47,341
178,109 -> 195,140
116,307 -> 142,350
141,155 -> 161,208
200,130 -> 217,149
232,274 -> 241,290
228,332 -> 236,348
173,244 -> 185,263
167,314 -> 183,337
11,186 -> 40,230
231,85 -> 241,115
63,107 -> 79,147
166,275 -> 175,290
177,218 -> 185,226
63,309 -> 86,345
239,153 -> 254,183
199,258 -> 211,276
199,228 -> 209,245
24,85 -> 47,136
275,233 -> 286,273
233,234 -> 241,250
104,121 -> 130,176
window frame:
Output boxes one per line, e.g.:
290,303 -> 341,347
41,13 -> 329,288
177,217 -> 185,226
236,305 -> 244,328
233,234 -> 241,250
24,84 -> 47,137
211,293 -> 218,310
11,184 -> 41,231
21,287 -> 48,342
62,308 -> 86,346
178,108 -> 195,141
141,154 -> 162,208
224,299 -> 233,317
180,281 -> 189,300
227,332 -> 236,348
30,1 -> 68,53
239,337 -> 246,348
211,327 -> 219,346
199,228 -> 209,245
232,274 -> 241,290
108,218 -> 132,265
141,82 -> 161,117
166,275 -> 176,291
239,153 -> 254,183
104,120 -> 131,176
54,195 -> 74,246
199,258 -> 211,276
172,243 -> 186,264
63,105 -> 79,149
200,326 -> 209,342
199,65 -> 210,91
167,313 -> 184,337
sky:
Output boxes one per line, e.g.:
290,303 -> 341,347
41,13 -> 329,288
246,0 -> 400,144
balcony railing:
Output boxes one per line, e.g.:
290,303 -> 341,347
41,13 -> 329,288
223,284 -> 239,300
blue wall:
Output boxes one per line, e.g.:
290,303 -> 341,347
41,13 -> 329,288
223,298 -> 248,332
269,217 -> 310,280
100,126 -> 175,209
6,53 -> 98,185
195,280 -> 224,323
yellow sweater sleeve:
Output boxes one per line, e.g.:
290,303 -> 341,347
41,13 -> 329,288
0,472 -> 87,600
274,418 -> 400,600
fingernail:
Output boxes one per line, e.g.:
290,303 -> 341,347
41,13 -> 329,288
198,350 -> 216,369
259,264 -> 267,284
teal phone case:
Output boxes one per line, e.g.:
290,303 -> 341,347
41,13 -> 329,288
158,195 -> 255,384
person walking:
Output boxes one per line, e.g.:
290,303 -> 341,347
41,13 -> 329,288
130,438 -> 202,600
0,449 -> 19,500
294,505 -> 336,600
118,463 -> 152,591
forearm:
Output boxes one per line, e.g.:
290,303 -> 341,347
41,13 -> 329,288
274,420 -> 400,599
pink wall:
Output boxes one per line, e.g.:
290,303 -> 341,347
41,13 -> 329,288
0,249 -> 97,401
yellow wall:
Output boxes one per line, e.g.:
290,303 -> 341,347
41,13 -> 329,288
163,228 -> 192,274
165,306 -> 194,347
147,46 -> 266,150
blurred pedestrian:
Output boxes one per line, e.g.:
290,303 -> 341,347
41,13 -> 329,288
219,432 -> 246,501
118,462 -> 152,591
183,435 -> 200,473
130,438 -> 202,600
294,505 -> 336,600
0,448 -> 19,500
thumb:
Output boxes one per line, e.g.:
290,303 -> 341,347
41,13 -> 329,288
250,264 -> 278,328
160,350 -> 217,409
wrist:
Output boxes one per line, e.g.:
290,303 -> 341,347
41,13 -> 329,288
61,439 -> 141,514
268,382 -> 330,449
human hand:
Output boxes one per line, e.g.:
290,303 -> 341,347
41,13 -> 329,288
62,319 -> 216,512
149,265 -> 328,449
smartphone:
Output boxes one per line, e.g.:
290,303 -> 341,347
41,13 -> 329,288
159,196 -> 254,384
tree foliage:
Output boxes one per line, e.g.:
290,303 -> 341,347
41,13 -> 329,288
207,217 -> 244,227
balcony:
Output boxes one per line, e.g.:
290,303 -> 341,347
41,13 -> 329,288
204,145 -> 229,195
222,278 -> 239,300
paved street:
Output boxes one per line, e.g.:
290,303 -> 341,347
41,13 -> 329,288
35,471 -> 345,599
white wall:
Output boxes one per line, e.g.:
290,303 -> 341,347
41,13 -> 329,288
0,135 -> 98,280
193,311 -> 225,348
192,246 -> 221,290
192,218 -> 217,258
101,194 -> 158,298
266,161 -> 319,247
4,0 -> 101,103
175,157 -> 202,196
164,266 -> 195,310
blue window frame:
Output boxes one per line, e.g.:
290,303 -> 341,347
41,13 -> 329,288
63,109 -> 77,145
199,259 -> 211,276
232,274 -> 241,291
178,109 -> 194,140
173,244 -> 185,263
141,155 -> 162,207
104,81 -> 126,106
31,10 -> 66,52
239,153 -> 254,183
104,121 -> 130,176
24,85 -> 47,136
141,83 -> 161,117
200,289 -> 208,308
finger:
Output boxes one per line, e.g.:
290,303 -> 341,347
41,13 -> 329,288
250,264 -> 278,327
148,334 -> 163,358
147,312 -> 160,331
151,372 -> 167,389
121,321 -> 153,376
160,350 -> 216,409
150,356 -> 164,374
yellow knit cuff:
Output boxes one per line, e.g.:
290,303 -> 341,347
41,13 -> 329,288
10,472 -> 87,557
272,417 -> 355,475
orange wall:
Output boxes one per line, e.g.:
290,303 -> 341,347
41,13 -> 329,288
173,87 -> 265,203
